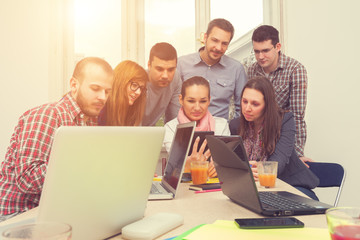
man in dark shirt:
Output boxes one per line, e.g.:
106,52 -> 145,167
142,42 -> 181,126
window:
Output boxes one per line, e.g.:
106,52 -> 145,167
210,0 -> 263,43
74,0 -> 122,67
144,0 -> 195,64
73,0 -> 265,67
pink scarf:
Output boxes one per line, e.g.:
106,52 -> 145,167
177,108 -> 215,131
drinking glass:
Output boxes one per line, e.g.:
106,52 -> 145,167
2,222 -> 72,240
326,207 -> 360,240
191,161 -> 208,185
257,161 -> 278,188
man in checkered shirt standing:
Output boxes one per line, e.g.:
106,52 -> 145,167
247,25 -> 311,164
0,57 -> 114,221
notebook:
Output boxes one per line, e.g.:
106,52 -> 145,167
36,126 -> 165,240
149,122 -> 196,200
206,135 -> 333,216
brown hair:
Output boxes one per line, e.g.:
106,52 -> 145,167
149,42 -> 177,64
206,18 -> 235,42
181,76 -> 210,99
238,76 -> 284,155
105,60 -> 148,126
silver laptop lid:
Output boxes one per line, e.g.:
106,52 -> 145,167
161,122 -> 196,197
37,126 -> 165,240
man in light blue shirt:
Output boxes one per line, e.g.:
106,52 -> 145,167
177,18 -> 247,120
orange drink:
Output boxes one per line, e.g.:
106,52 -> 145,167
191,161 -> 208,185
257,161 -> 278,188
259,174 -> 276,188
191,168 -> 208,185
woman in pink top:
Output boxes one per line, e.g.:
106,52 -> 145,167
164,76 -> 230,177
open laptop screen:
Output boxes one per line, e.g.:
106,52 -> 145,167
37,126 -> 165,240
206,135 -> 263,213
162,123 -> 194,191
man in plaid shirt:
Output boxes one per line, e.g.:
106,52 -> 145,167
0,57 -> 114,221
247,25 -> 311,164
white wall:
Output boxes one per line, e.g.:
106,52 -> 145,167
1,0 -> 359,207
226,0 -> 360,207
283,0 -> 360,206
0,0 -> 51,160
0,0 -> 73,161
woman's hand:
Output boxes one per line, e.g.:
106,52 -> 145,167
299,156 -> 314,168
249,160 -> 259,181
184,136 -> 211,172
208,157 -> 217,178
188,136 -> 210,161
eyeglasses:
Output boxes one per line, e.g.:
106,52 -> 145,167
253,46 -> 275,55
130,81 -> 146,92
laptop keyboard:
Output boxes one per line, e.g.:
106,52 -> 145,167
259,192 -> 313,210
150,183 -> 162,194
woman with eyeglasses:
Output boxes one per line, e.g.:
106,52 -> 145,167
163,76 -> 230,177
98,60 -> 148,126
229,76 -> 319,199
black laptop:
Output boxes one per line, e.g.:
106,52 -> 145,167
149,121 -> 196,200
206,135 -> 333,216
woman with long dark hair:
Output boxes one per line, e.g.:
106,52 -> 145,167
229,76 -> 319,199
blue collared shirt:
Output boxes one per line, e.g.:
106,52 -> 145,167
177,48 -> 247,120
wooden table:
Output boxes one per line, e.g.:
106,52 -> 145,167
0,179 -> 328,239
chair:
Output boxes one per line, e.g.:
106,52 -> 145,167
307,162 -> 346,207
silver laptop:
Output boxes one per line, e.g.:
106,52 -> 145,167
37,126 -> 165,240
149,122 -> 195,200
207,135 -> 333,216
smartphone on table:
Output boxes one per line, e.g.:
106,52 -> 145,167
235,217 -> 304,229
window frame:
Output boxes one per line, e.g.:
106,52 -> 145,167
58,0 -> 284,97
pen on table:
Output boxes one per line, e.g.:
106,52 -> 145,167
195,189 -> 222,194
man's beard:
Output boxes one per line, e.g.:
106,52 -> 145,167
76,89 -> 104,117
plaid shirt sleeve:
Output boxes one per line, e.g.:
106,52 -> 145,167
14,106 -> 59,195
247,56 -> 308,157
289,64 -> 307,157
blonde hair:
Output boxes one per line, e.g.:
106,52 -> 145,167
105,60 -> 148,126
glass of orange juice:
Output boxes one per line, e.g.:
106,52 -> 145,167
258,161 -> 278,188
191,161 -> 208,185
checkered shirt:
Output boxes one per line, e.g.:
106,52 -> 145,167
0,92 -> 97,215
247,52 -> 307,157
